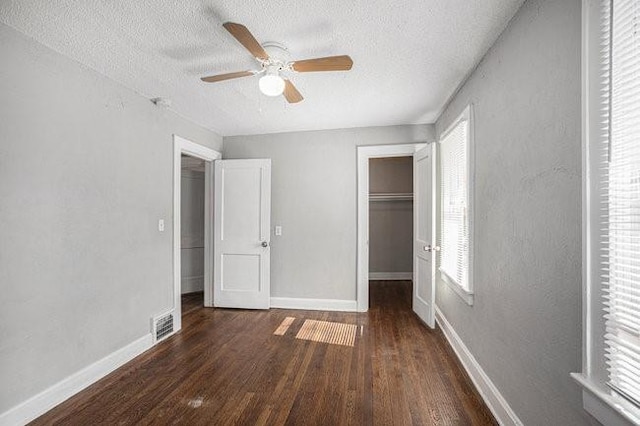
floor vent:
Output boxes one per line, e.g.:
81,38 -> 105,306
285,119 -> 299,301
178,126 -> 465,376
152,311 -> 174,342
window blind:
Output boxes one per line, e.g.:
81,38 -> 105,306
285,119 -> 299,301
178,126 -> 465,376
601,0 -> 640,406
439,119 -> 469,291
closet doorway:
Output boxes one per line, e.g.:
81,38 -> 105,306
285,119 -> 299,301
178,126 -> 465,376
369,157 -> 414,274
180,154 -> 206,316
368,156 -> 414,314
357,143 -> 435,327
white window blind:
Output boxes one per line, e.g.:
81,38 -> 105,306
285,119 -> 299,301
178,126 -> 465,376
601,0 -> 640,406
439,118 -> 470,291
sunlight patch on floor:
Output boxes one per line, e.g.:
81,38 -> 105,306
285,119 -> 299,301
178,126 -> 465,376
273,317 -> 296,335
295,319 -> 357,347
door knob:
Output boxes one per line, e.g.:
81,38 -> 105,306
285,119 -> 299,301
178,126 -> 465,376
423,245 -> 440,252
261,241 -> 269,248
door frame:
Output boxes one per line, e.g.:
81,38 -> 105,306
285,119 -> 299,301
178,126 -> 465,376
356,143 -> 428,312
173,135 -> 221,332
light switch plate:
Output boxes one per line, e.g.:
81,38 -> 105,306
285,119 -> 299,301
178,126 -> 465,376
275,226 -> 282,236
158,219 -> 165,232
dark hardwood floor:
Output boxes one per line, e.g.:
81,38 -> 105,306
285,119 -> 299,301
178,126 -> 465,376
31,281 -> 496,425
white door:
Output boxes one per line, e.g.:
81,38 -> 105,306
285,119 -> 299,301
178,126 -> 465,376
413,145 -> 436,327
214,159 -> 271,309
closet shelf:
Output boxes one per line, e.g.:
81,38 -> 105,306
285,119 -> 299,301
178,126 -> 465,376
369,193 -> 414,202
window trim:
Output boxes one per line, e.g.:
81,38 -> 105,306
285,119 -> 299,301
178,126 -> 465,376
573,1 -> 640,424
438,104 -> 475,306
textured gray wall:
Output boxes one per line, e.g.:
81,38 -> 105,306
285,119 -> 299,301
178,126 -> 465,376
224,125 -> 434,300
434,0 -> 596,424
369,157 -> 413,274
0,23 -> 222,413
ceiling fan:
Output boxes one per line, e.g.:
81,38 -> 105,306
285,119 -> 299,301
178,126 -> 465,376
201,22 -> 353,103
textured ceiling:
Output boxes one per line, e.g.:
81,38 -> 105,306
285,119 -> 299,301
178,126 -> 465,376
0,0 -> 523,136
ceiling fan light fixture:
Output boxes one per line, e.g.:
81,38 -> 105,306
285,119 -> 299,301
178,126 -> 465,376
200,21 -> 352,104
259,72 -> 285,97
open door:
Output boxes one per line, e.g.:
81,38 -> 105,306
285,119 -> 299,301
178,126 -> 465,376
214,159 -> 271,309
413,144 -> 436,327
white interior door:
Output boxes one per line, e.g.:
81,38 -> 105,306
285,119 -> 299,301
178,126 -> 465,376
413,145 -> 436,327
214,159 -> 271,309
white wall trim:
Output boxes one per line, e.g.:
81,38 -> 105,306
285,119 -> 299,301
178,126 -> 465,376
572,373 -> 640,425
0,334 -> 153,426
173,135 -> 221,332
270,297 -> 357,312
580,0 -> 594,381
369,272 -> 413,280
357,143 -> 428,312
440,272 -> 475,306
435,306 -> 523,426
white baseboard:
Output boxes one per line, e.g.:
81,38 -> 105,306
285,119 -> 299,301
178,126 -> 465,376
181,275 -> 204,294
270,297 -> 357,312
369,272 -> 412,280
0,334 -> 153,426
435,307 -> 522,426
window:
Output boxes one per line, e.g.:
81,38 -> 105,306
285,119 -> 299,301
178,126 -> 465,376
575,1 -> 640,424
604,0 -> 640,406
438,105 -> 473,305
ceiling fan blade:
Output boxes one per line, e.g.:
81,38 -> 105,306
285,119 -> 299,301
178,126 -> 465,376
291,55 -> 353,72
201,71 -> 254,83
283,80 -> 304,103
223,22 -> 269,61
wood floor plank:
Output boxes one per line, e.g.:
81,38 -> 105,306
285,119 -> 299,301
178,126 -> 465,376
30,283 -> 496,425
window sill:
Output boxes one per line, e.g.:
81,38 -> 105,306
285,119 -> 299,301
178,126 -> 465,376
440,271 -> 474,306
572,373 -> 640,425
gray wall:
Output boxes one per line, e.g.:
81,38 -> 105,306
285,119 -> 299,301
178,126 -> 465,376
0,23 -> 222,413
180,165 -> 205,294
369,157 -> 413,274
224,125 -> 434,300
434,0 -> 595,424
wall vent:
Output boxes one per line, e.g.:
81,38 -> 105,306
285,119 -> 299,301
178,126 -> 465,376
152,311 -> 174,342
